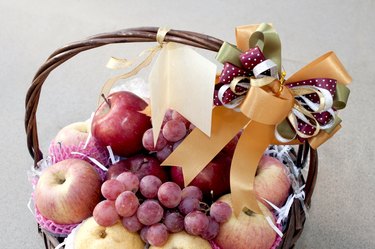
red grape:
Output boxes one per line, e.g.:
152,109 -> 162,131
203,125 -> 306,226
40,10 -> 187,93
163,211 -> 184,233
210,201 -> 232,223
140,226 -> 149,243
101,179 -> 126,201
162,109 -> 173,126
201,216 -> 220,240
117,171 -> 140,192
93,200 -> 119,227
142,128 -> 168,152
121,214 -> 143,232
181,186 -> 203,201
188,123 -> 196,131
158,182 -> 182,208
137,200 -> 164,225
171,110 -> 190,128
139,175 -> 162,199
172,139 -> 183,151
147,223 -> 169,246
156,144 -> 173,162
184,211 -> 209,236
162,120 -> 187,142
178,197 -> 200,215
115,191 -> 139,217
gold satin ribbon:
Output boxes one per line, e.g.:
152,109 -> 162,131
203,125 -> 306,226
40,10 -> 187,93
162,24 -> 352,217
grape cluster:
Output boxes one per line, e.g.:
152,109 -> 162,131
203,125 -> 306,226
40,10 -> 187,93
142,109 -> 194,161
93,172 -> 232,247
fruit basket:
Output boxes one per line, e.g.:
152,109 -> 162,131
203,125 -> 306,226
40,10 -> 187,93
25,26 -> 351,249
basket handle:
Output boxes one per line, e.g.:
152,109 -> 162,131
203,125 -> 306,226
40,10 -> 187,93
24,27 -> 224,165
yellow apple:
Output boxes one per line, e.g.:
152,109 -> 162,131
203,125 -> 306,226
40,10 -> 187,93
74,217 -> 144,249
149,231 -> 211,249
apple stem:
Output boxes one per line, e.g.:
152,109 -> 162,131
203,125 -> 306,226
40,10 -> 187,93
243,208 -> 255,216
101,94 -> 111,108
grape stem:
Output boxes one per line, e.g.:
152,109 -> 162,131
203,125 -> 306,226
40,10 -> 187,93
199,201 -> 210,214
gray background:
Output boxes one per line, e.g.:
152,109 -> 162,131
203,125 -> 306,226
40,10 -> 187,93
1,0 -> 374,248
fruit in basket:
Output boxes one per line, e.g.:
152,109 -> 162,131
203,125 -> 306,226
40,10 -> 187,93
214,194 -> 276,249
147,223 -> 169,246
93,200 -> 119,227
255,155 -> 291,209
106,154 -> 168,182
101,179 -> 126,200
142,128 -> 168,152
49,120 -> 110,171
34,159 -> 101,224
115,191 -> 139,217
139,175 -> 162,198
149,231 -> 212,249
91,91 -> 151,157
184,210 -> 209,236
158,182 -> 182,208
142,109 -> 191,156
162,120 -> 187,142
137,200 -> 164,226
74,217 -> 144,249
53,121 -> 90,147
170,152 -> 232,199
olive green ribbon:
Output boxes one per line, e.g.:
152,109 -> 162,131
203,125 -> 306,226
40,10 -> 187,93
248,23 -> 282,75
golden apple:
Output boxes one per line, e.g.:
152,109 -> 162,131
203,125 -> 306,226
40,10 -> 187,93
150,231 -> 211,249
74,217 -> 144,249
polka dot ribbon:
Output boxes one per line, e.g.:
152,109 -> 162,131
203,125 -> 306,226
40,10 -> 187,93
214,46 -> 277,107
280,78 -> 337,142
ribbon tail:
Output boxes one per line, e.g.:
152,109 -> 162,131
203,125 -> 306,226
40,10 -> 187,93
231,121 -> 274,216
286,51 -> 352,85
162,107 -> 249,186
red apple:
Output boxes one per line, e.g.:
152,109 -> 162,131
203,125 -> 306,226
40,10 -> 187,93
170,152 -> 231,200
106,154 -> 168,182
52,121 -> 90,147
91,91 -> 151,157
34,159 -> 102,224
49,120 -> 110,172
255,155 -> 291,209
214,194 -> 277,249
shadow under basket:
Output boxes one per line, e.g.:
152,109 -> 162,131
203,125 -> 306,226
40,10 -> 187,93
25,27 -> 319,249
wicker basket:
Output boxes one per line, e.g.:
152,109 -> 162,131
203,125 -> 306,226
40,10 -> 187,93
25,27 -> 318,249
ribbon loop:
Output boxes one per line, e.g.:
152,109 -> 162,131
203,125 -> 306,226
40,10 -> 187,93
156,27 -> 171,45
249,23 -> 282,74
240,82 -> 294,125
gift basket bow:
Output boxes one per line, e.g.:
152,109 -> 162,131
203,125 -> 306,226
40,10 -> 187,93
25,24 -> 352,249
